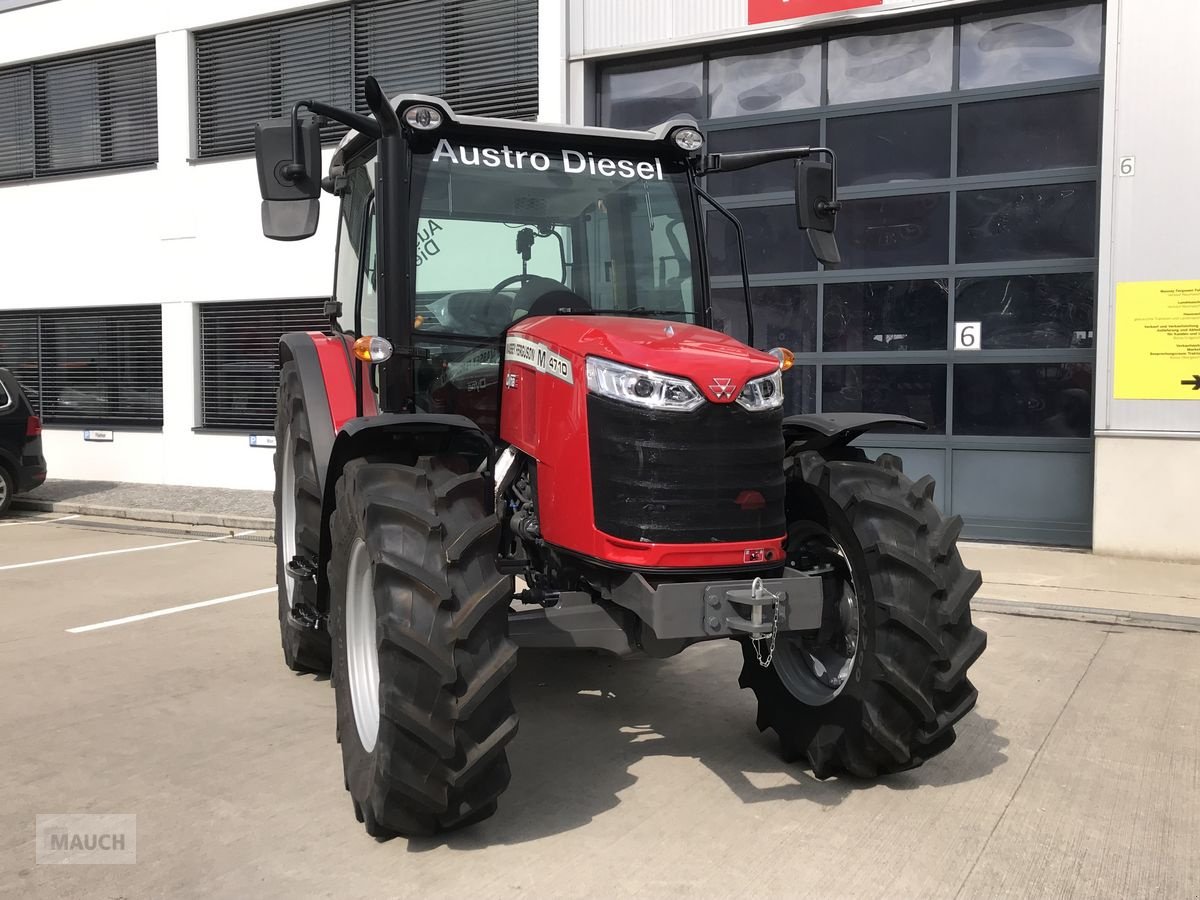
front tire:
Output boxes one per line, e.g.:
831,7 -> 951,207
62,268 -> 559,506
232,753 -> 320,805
273,360 -> 331,673
328,456 -> 518,837
740,448 -> 986,778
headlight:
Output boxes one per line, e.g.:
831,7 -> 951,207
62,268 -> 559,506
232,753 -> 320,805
736,369 -> 784,411
672,127 -> 704,152
403,105 -> 443,131
586,357 -> 704,413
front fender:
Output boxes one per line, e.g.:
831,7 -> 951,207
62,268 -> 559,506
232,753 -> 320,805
315,413 -> 494,614
782,412 -> 926,454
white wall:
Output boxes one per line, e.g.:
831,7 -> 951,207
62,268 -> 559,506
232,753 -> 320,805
0,0 -> 564,491
1090,0 -> 1200,561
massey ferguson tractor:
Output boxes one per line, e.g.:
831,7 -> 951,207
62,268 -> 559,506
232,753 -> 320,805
256,77 -> 986,838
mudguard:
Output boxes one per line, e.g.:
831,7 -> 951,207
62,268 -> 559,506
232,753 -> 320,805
782,412 -> 926,454
280,332 -> 350,492
315,413 -> 494,613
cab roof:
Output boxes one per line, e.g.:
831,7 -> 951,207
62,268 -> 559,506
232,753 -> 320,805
331,93 -> 697,169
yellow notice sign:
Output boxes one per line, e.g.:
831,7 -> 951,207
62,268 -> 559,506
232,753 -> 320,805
1114,280 -> 1200,399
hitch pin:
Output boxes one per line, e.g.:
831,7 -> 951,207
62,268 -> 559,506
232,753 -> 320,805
751,577 -> 766,633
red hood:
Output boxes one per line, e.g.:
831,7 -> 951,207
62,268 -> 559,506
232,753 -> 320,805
510,315 -> 779,404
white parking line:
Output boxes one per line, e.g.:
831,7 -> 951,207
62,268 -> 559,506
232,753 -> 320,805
67,587 -> 275,633
0,514 -> 81,528
0,530 -> 257,572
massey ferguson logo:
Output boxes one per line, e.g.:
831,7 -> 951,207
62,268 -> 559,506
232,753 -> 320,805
710,377 -> 735,399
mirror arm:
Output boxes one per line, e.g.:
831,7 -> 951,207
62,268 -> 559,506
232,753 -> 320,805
283,99 -> 382,181
695,184 -> 755,348
702,145 -> 837,177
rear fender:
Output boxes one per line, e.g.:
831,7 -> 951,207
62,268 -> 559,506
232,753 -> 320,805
782,412 -> 926,456
315,414 -> 494,614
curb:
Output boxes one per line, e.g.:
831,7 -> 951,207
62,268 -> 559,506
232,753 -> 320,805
12,498 -> 274,532
975,596 -> 1200,634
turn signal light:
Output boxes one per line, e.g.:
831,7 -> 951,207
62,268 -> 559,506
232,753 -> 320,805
352,335 -> 393,363
768,347 -> 795,371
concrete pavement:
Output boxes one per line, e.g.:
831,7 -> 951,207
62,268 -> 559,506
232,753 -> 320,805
1,512 -> 1197,898
15,478 -> 1200,629
963,542 -> 1200,630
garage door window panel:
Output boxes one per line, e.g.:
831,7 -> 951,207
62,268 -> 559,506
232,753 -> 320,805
823,364 -> 947,432
827,106 -> 951,186
783,365 -> 817,416
706,207 -> 817,276
706,120 -> 820,197
599,59 -> 704,130
828,27 -> 953,105
960,4 -> 1103,90
824,280 -> 948,352
957,182 -> 1097,263
837,194 -> 950,270
959,91 -> 1100,176
955,273 -> 1095,349
954,363 -> 1093,437
709,44 -> 821,119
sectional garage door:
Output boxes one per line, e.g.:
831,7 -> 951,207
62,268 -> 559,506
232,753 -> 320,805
597,2 -> 1103,545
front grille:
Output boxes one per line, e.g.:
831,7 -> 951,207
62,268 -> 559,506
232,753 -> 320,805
587,394 -> 785,544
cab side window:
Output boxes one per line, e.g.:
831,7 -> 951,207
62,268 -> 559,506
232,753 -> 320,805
359,201 -> 378,336
333,165 -> 374,334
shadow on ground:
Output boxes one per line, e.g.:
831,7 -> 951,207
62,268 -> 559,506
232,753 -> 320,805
407,644 -> 1008,851
24,479 -> 123,501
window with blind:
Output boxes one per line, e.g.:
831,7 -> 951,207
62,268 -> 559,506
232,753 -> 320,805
199,299 -> 329,430
0,307 -> 164,426
194,0 -> 538,159
0,41 -> 158,183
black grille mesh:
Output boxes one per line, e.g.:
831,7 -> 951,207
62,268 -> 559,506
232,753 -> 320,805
587,395 -> 786,545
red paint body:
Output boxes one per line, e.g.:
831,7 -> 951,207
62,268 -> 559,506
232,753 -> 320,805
309,332 -> 377,431
748,0 -> 882,25
500,316 -> 785,569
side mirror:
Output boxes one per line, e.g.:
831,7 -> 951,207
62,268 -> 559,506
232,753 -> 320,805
795,158 -> 841,267
254,117 -> 322,241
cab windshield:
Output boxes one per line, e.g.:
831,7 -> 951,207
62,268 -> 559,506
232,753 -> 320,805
410,137 -> 701,337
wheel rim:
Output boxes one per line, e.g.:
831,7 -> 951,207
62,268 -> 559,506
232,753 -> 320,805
346,538 -> 380,752
0,471 -> 8,509
772,529 -> 862,706
280,426 -> 296,609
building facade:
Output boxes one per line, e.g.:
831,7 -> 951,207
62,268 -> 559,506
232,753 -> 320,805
0,0 -> 1196,561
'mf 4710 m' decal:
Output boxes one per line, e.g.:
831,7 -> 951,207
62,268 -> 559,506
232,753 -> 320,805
505,337 -> 574,385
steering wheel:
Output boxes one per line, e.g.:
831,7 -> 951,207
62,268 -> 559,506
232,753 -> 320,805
488,274 -> 534,299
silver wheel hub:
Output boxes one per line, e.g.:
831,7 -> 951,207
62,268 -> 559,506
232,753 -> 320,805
280,426 -> 297,609
346,538 -> 380,752
772,536 -> 862,706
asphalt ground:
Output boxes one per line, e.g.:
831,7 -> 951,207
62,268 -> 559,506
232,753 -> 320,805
1,512 -> 1197,899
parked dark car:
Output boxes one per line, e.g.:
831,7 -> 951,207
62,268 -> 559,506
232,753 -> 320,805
0,368 -> 47,515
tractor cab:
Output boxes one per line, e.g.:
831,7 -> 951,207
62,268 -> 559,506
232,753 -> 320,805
254,81 -> 839,428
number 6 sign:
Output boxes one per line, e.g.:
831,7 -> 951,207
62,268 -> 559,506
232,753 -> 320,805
955,321 -> 982,350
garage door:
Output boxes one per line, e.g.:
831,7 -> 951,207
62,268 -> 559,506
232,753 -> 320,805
597,2 -> 1103,546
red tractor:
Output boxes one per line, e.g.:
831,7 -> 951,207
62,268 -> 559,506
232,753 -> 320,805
256,77 -> 985,838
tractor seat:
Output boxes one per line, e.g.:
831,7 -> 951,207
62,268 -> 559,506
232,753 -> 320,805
515,276 -> 592,320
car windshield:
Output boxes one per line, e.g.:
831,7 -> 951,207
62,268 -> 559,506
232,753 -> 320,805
409,137 -> 701,337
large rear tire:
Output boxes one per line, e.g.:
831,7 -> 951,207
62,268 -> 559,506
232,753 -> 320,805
273,360 -> 331,674
328,456 -> 518,837
740,448 -> 986,778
